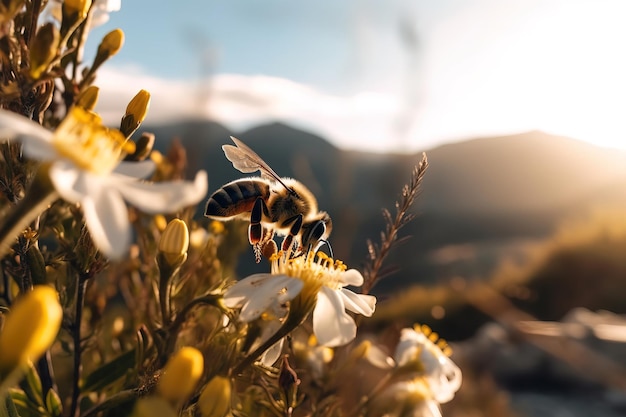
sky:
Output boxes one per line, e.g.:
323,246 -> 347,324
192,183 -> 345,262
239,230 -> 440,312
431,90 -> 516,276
82,0 -> 626,153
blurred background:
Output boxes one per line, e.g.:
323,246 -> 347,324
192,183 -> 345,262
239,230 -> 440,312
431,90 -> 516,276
88,1 -> 626,416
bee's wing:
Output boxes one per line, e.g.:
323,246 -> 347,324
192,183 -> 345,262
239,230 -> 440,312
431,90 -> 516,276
223,136 -> 292,191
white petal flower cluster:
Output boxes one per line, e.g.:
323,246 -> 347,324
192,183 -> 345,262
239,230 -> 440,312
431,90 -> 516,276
224,251 -> 376,353
370,325 -> 462,417
0,108 -> 207,260
394,326 -> 462,404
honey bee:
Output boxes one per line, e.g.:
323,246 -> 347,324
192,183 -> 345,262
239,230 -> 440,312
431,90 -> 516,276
204,136 -> 332,262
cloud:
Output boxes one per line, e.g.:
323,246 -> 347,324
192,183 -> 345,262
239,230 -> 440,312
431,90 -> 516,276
95,66 -> 404,152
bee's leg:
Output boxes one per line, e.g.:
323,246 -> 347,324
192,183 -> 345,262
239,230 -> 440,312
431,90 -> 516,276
248,198 -> 264,245
261,239 -> 278,260
281,214 -> 303,257
303,220 -> 328,257
249,197 -> 270,262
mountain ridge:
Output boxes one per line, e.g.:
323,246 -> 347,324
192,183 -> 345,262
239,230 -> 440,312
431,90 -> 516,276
144,120 -> 626,291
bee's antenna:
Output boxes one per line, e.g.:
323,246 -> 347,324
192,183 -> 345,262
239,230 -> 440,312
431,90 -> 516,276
320,239 -> 333,259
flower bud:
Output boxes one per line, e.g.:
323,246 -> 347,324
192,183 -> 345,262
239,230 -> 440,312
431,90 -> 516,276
0,286 -> 62,373
76,86 -> 100,111
120,90 -> 151,138
157,347 -> 204,403
61,0 -> 91,34
29,23 -> 60,80
91,29 -> 124,71
197,376 -> 232,417
123,132 -> 154,161
63,0 -> 91,19
158,219 -> 189,267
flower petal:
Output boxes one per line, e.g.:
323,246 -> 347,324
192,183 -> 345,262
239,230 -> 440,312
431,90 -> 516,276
313,286 -> 356,347
340,269 -> 364,286
430,358 -> 463,403
224,274 -> 302,322
81,187 -> 131,260
394,328 -> 424,367
114,160 -> 155,179
49,161 -> 92,203
0,110 -> 54,143
340,289 -> 376,317
223,274 -> 274,308
0,110 -> 58,160
259,339 -> 284,367
114,170 -> 208,214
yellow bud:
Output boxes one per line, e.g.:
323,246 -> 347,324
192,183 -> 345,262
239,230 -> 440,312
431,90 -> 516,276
91,29 -> 124,72
63,0 -> 92,19
99,28 -> 124,58
158,219 -> 189,266
125,90 -> 150,124
0,286 -> 62,373
76,86 -> 100,111
209,220 -> 225,235
124,132 -> 154,161
153,215 -> 168,232
198,376 -> 232,417
61,0 -> 91,33
29,23 -> 60,79
120,90 -> 151,138
157,347 -> 204,403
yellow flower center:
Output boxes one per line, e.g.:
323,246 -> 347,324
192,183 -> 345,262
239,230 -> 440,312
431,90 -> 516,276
52,107 -> 135,174
270,251 -> 348,292
415,324 -> 452,357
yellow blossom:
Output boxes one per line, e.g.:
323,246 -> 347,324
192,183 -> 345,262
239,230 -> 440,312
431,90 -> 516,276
157,347 -> 204,403
0,286 -> 63,373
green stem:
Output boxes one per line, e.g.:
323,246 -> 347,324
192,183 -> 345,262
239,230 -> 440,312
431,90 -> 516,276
80,389 -> 137,417
161,294 -> 221,364
0,166 -> 57,259
157,256 -> 176,327
70,274 -> 89,417
233,293 -> 316,375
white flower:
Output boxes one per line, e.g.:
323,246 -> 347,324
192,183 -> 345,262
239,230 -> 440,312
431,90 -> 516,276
0,108 -> 207,260
371,378 -> 443,417
292,334 -> 334,380
394,325 -> 462,404
223,251 -> 376,348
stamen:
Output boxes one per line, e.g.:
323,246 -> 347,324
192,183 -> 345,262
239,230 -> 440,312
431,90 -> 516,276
416,323 -> 453,357
52,107 -> 134,175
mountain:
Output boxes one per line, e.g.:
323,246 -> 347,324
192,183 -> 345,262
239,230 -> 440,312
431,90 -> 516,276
142,120 -> 626,292
420,131 -> 626,214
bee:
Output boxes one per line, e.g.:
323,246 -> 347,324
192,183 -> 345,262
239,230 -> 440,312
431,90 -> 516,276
205,136 -> 332,262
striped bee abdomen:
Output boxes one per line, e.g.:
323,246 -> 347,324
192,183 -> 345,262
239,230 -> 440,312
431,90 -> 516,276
204,179 -> 270,218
